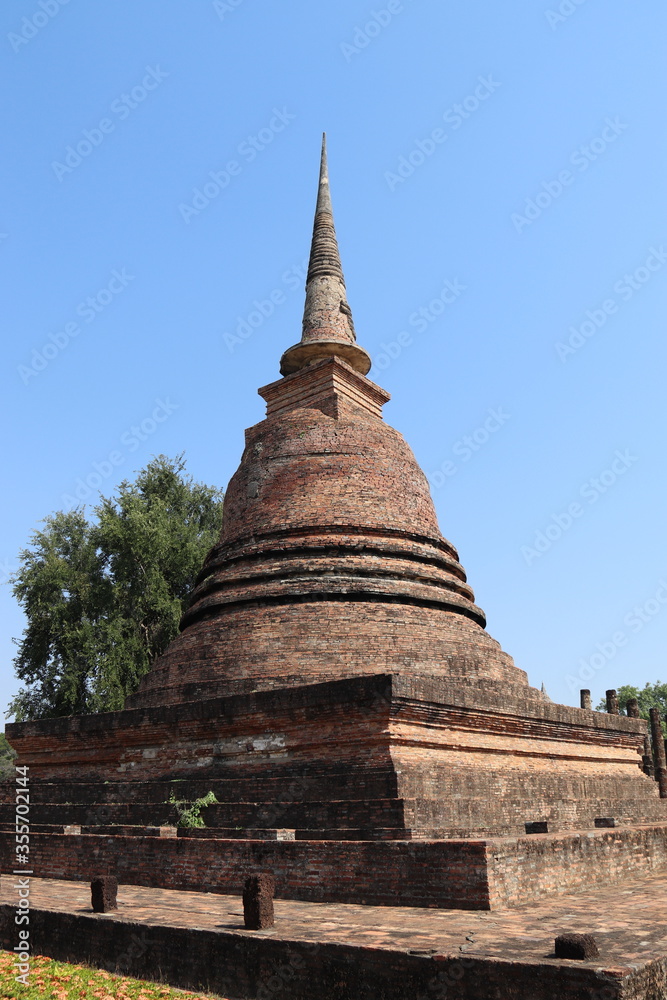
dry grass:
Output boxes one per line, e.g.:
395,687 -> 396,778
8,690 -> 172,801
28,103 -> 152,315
0,950 -> 230,1000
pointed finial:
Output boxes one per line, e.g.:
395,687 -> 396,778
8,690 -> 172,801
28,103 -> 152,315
316,132 -> 333,216
279,134 -> 371,377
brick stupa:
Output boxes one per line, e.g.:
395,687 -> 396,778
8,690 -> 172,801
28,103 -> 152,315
3,136 -> 667,911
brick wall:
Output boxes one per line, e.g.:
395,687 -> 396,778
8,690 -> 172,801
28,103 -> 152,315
2,904 -> 652,1000
486,825 -> 667,906
2,834 -> 492,909
4,825 -> 667,912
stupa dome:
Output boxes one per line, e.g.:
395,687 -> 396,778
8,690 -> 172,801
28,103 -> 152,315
126,137 -> 526,709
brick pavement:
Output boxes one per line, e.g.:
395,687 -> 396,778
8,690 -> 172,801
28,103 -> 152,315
2,873 -> 666,967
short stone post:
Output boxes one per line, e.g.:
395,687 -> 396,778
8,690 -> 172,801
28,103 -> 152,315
555,933 -> 599,960
580,689 -> 592,710
91,875 -> 118,913
642,735 -> 655,777
649,708 -> 667,797
243,873 -> 275,929
606,690 -> 619,714
626,698 -> 640,718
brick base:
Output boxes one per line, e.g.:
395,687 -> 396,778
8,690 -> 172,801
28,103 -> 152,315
1,889 -> 665,1000
4,674 -> 661,842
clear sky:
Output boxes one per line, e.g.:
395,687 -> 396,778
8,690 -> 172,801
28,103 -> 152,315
2,0 -> 666,719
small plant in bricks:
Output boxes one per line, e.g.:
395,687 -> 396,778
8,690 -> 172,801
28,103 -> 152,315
167,789 -> 219,828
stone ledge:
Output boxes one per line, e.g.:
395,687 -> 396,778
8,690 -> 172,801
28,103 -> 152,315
5,672 -> 648,742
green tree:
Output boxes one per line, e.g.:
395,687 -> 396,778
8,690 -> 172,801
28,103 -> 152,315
8,455 -> 223,721
596,682 -> 667,719
0,733 -> 17,779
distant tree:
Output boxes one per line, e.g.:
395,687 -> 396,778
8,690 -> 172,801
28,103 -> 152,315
596,682 -> 667,719
8,455 -> 224,721
0,733 -> 16,779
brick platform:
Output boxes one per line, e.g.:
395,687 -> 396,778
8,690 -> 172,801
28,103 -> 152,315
2,876 -> 667,999
5,674 -> 664,851
4,672 -> 666,916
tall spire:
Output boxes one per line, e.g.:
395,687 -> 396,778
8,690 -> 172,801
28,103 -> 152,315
305,133 -> 342,284
280,134 -> 372,377
315,133 -> 332,214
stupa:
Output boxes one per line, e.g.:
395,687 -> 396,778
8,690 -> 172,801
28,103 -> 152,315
2,137 -> 667,914
125,134 -> 522,716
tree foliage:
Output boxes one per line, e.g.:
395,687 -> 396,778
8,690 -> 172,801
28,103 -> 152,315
9,455 -> 224,721
596,681 -> 667,719
0,733 -> 16,780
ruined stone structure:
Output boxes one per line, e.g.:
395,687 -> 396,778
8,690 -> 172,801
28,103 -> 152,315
2,136 -> 667,913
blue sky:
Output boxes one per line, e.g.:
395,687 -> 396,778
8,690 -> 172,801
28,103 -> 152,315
2,0 -> 666,718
